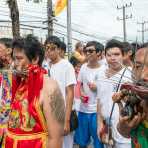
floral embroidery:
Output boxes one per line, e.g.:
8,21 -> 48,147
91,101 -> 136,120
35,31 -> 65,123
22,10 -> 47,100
9,99 -> 36,131
8,110 -> 20,128
0,72 -> 12,142
0,73 -> 12,124
8,87 -> 36,131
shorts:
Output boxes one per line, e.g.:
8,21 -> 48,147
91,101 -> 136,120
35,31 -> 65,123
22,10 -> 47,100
74,112 -> 103,148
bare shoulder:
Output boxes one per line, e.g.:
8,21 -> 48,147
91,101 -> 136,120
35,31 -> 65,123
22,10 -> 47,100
43,74 -> 59,93
41,75 -> 65,125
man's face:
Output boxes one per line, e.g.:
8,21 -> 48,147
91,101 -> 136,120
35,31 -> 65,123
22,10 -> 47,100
106,47 -> 123,70
85,45 -> 98,62
45,43 -> 60,62
13,48 -> 30,73
134,48 -> 148,115
74,63 -> 81,74
141,50 -> 148,82
133,48 -> 148,81
0,43 -> 7,61
77,44 -> 83,53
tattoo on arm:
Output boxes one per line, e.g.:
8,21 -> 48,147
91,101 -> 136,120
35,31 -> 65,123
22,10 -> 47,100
49,88 -> 65,126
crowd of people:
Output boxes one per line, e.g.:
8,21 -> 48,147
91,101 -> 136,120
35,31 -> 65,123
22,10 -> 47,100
0,34 -> 147,148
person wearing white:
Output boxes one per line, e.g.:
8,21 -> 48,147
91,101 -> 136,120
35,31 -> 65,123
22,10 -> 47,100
78,63 -> 105,113
44,36 -> 76,148
97,39 -> 131,148
74,41 -> 104,148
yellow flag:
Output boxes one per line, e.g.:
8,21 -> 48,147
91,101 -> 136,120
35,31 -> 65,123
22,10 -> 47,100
54,0 -> 67,16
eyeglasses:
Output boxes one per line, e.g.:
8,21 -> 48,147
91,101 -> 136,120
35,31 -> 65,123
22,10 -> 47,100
45,43 -> 57,51
84,49 -> 96,54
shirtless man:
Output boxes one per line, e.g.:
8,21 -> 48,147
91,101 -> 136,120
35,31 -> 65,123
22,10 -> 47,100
2,35 -> 65,148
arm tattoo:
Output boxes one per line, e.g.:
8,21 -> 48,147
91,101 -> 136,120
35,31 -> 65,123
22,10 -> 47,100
49,88 -> 65,126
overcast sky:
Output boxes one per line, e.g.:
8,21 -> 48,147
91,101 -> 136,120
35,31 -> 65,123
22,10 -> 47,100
0,0 -> 148,44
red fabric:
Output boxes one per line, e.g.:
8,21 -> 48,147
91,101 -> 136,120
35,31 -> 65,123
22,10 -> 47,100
5,136 -> 43,148
4,65 -> 48,148
74,81 -> 81,99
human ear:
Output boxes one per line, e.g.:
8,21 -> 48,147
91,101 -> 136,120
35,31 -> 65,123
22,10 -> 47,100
32,56 -> 39,65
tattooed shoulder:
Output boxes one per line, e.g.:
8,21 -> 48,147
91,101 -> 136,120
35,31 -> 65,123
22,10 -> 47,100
44,76 -> 65,126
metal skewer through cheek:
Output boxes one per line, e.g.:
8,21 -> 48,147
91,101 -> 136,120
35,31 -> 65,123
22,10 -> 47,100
0,69 -> 28,76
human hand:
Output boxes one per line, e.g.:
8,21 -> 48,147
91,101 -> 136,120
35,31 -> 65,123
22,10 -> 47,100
63,120 -> 70,136
97,121 -> 104,140
119,112 -> 144,131
112,92 -> 122,103
88,82 -> 97,91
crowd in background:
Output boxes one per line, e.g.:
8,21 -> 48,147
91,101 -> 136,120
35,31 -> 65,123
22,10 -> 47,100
0,35 -> 147,148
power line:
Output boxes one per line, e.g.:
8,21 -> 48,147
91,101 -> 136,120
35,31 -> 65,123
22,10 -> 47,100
0,19 -> 44,23
137,21 -> 148,44
117,2 -> 132,42
0,4 -> 47,14
54,30 -> 81,42
0,8 -> 46,20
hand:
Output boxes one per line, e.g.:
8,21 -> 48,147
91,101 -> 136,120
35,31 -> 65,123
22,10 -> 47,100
63,120 -> 70,136
112,92 -> 122,103
97,121 -> 104,140
88,82 -> 97,91
119,112 -> 144,131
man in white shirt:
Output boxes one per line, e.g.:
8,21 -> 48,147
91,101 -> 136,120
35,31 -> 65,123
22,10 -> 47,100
44,36 -> 76,148
97,39 -> 131,148
74,41 -> 104,148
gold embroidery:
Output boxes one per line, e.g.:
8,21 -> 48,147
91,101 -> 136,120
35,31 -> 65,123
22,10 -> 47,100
6,131 -> 48,140
2,131 -> 48,148
34,98 -> 47,132
8,110 -> 20,128
8,99 -> 36,131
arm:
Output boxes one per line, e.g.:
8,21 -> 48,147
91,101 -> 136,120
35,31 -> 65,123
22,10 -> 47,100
117,113 -> 142,138
112,91 -> 143,138
64,84 -> 74,135
97,99 -> 105,139
42,77 -> 65,148
74,51 -> 86,63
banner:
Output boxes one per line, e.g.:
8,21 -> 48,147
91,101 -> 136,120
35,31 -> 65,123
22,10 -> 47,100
54,0 -> 67,16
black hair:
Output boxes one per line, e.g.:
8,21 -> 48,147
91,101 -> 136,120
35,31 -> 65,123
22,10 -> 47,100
75,41 -> 83,49
69,56 -> 81,67
60,41 -> 66,53
105,39 -> 124,55
131,42 -> 141,52
123,42 -> 135,60
44,35 -> 61,48
123,42 -> 134,52
85,41 -> 104,53
140,42 -> 148,49
0,38 -> 12,48
12,34 -> 44,66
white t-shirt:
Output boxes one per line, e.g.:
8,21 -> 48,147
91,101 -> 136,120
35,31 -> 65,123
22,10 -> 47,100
97,66 -> 132,144
98,58 -> 108,66
78,63 -> 105,113
49,59 -> 76,101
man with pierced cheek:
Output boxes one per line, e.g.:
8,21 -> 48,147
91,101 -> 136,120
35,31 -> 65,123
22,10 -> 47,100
113,44 -> 148,148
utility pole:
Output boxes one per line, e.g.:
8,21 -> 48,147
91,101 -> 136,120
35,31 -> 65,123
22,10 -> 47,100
47,0 -> 53,36
137,21 -> 148,44
117,2 -> 132,42
67,0 -> 72,59
7,0 -> 20,39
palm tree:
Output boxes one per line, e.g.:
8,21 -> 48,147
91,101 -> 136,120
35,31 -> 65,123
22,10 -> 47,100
7,0 -> 20,38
